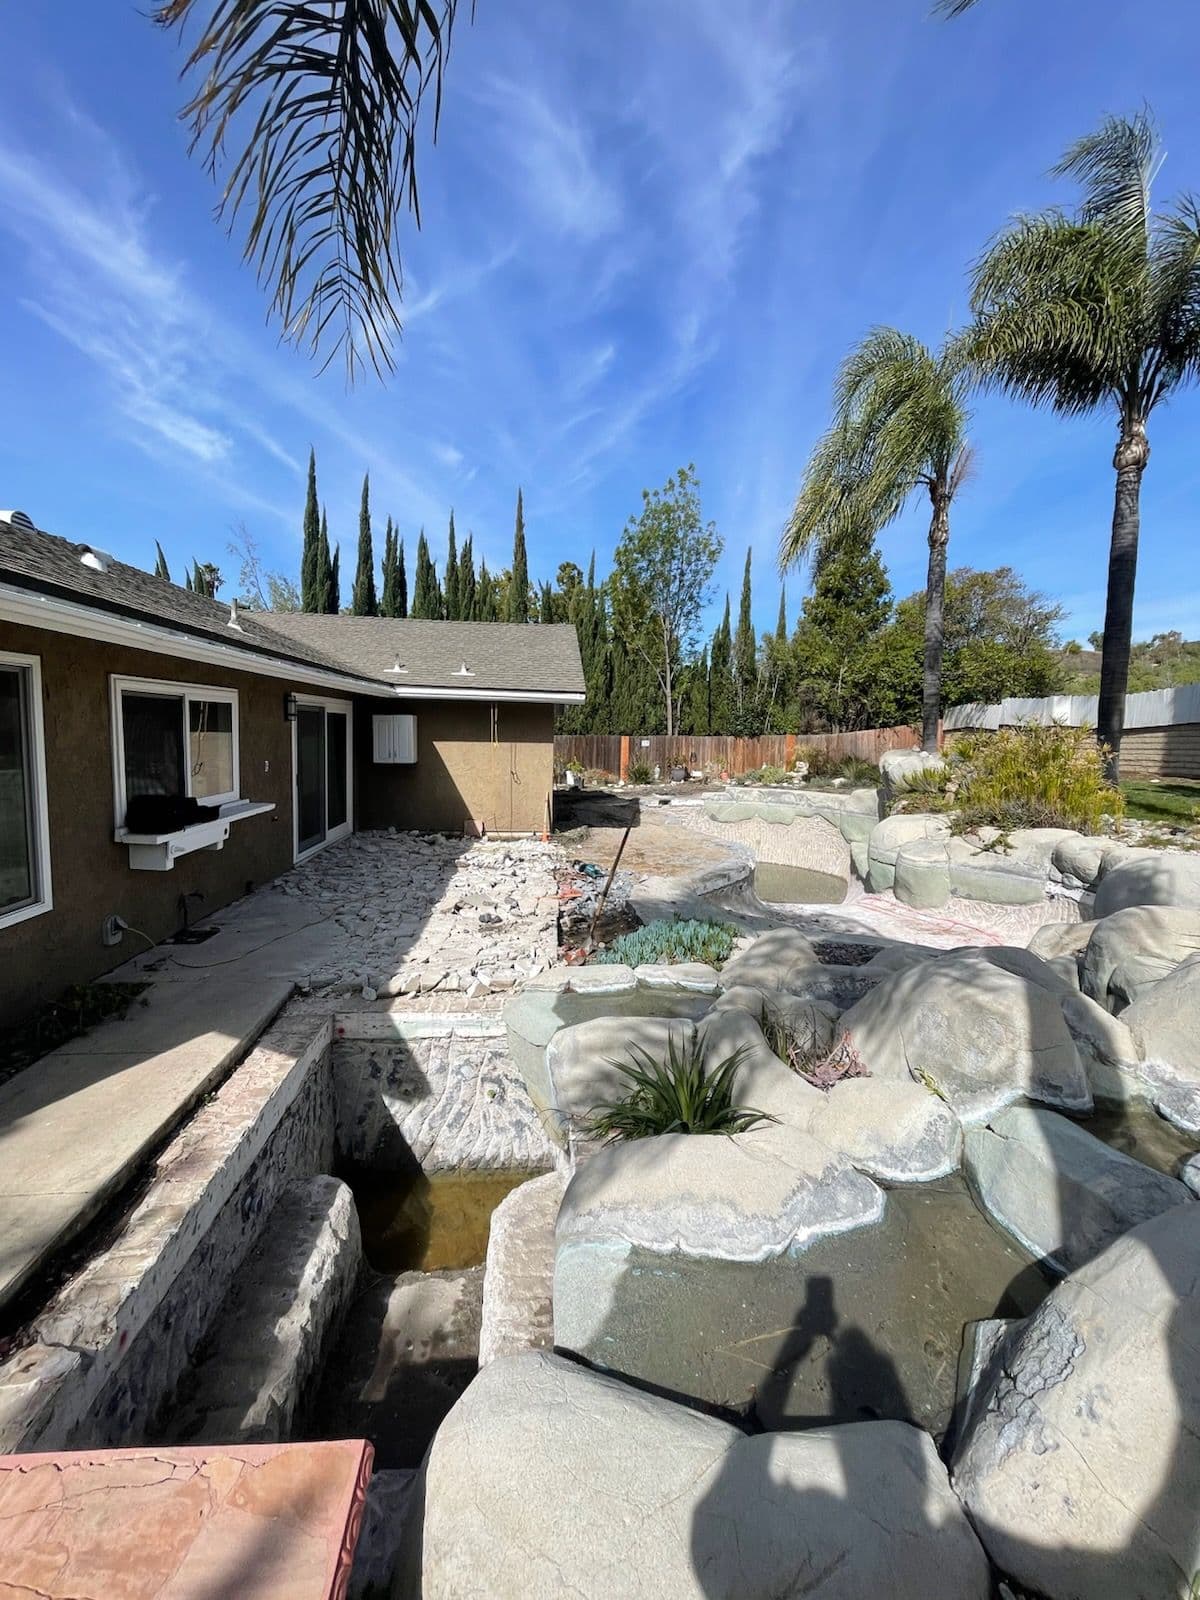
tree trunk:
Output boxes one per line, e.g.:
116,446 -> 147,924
663,620 -> 675,737
921,488 -> 950,752
1097,418 -> 1149,784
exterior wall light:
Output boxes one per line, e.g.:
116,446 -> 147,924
283,692 -> 298,722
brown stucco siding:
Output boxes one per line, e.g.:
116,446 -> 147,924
354,698 -> 556,835
0,621 -> 295,1022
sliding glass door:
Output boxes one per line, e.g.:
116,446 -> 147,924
294,700 -> 352,859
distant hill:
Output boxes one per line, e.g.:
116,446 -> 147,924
1058,632 -> 1200,694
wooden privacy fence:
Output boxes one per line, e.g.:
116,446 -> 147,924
555,726 -> 921,780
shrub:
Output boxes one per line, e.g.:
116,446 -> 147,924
831,755 -> 880,785
949,723 -> 1122,834
585,1036 -> 773,1140
626,758 -> 655,784
592,917 -> 741,968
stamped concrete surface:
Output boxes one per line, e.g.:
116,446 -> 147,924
0,975 -> 292,1310
0,1439 -> 371,1599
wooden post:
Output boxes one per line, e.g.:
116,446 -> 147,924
619,734 -> 631,781
784,732 -> 796,771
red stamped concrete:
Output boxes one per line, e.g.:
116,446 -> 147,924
0,1439 -> 372,1599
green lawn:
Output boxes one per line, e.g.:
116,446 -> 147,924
1119,779 -> 1200,824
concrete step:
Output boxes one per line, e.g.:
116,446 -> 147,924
170,1175 -> 362,1445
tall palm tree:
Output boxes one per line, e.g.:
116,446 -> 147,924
968,112 -> 1200,780
781,329 -> 972,751
154,1 -> 462,380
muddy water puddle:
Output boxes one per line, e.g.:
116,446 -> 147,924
575,1175 -> 1050,1441
1080,1098 -> 1199,1179
753,862 -> 848,905
349,1166 -> 544,1272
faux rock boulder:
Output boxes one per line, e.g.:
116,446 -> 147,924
839,949 -> 1093,1122
401,1350 -> 991,1600
806,1077 -> 962,1182
952,1204 -> 1200,1600
1092,849 -> 1200,915
866,814 -> 951,894
1123,952 -> 1200,1133
1080,905 -> 1200,1012
542,1014 -> 696,1138
964,1105 -> 1192,1274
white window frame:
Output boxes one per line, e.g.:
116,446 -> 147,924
0,650 -> 53,931
292,695 -> 354,863
110,674 -> 241,826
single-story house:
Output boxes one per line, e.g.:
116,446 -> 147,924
0,513 -> 584,1020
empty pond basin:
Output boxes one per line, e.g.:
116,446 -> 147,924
347,1166 -> 544,1272
753,861 -> 848,905
563,1175 -> 1051,1442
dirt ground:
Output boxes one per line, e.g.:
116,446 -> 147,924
553,787 -> 734,878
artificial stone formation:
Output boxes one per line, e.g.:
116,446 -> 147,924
964,1105 -> 1193,1274
555,1122 -> 884,1266
952,1204 -> 1200,1600
1080,904 -> 1200,1011
1123,952 -> 1200,1133
169,1175 -> 362,1445
1051,834 -> 1127,893
893,838 -> 952,908
542,1014 -> 697,1138
1092,848 -> 1200,915
866,813 -> 951,893
718,926 -> 822,991
839,949 -> 1093,1122
401,1350 -> 991,1600
944,833 -> 1058,906
478,1171 -> 566,1368
806,1077 -> 963,1183
879,746 -> 946,794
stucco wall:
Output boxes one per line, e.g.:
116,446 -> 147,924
355,697 -> 555,835
0,622 -> 296,1021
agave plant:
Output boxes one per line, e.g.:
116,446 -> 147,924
585,1038 -> 773,1141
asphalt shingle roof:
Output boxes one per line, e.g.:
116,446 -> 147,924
0,520 -> 584,698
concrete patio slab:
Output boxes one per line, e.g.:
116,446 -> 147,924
0,1438 -> 372,1599
0,975 -> 291,1310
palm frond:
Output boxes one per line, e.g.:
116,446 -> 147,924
1055,110 -> 1159,258
781,325 -> 970,573
155,0 -> 462,380
933,0 -> 983,12
1148,195 -> 1200,398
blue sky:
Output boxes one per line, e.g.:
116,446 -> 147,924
2,0 -> 1200,645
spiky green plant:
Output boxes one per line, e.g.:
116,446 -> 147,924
592,918 -> 740,968
585,1038 -> 772,1141
951,723 -> 1122,833
626,759 -> 655,785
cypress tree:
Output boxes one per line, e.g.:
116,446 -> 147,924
733,549 -> 757,716
476,560 -> 497,621
314,509 -> 332,612
397,536 -> 408,617
380,517 -> 398,616
709,596 -> 735,733
326,542 -> 340,614
412,531 -> 440,619
458,535 -> 476,620
776,586 -> 788,645
351,474 -> 378,615
539,581 -> 554,622
685,648 -> 710,735
300,448 -> 321,611
444,512 -> 460,620
153,541 -> 171,582
508,488 -> 529,622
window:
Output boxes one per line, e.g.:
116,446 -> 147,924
0,652 -> 52,929
112,677 -> 240,824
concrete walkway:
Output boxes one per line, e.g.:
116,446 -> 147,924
0,975 -> 291,1311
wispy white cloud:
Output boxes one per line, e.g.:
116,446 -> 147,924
432,441 -> 465,468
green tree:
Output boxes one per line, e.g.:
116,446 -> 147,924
412,531 -> 440,619
610,465 -> 722,736
782,327 -> 972,750
458,535 -> 476,620
326,541 -> 340,614
508,488 -> 530,622
153,541 -> 171,582
380,518 -> 399,616
155,0 -> 464,379
351,473 -> 378,615
968,111 -> 1200,779
775,587 -> 788,646
444,512 -> 460,620
683,648 -> 711,736
300,447 -> 322,611
229,523 -> 299,610
396,534 -> 408,617
188,560 -> 222,598
539,581 -> 555,622
708,596 -> 735,734
732,549 -> 759,734
791,530 -> 894,729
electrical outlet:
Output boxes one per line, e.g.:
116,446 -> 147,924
101,914 -> 124,947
